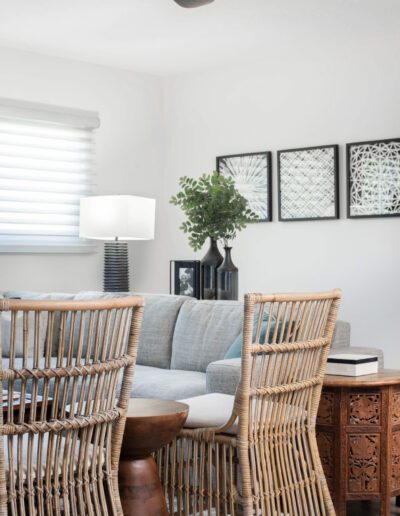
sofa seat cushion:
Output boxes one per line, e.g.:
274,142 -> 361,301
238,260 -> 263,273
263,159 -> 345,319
171,300 -> 243,372
132,365 -> 206,400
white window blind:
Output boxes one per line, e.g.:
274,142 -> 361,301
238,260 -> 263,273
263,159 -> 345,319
0,98 -> 100,252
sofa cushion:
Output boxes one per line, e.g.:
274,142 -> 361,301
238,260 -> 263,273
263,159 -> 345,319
3,291 -> 75,357
171,300 -> 243,372
331,321 -> 351,349
132,365 -> 206,400
224,310 -> 291,359
73,292 -> 187,369
206,358 -> 242,395
3,291 -> 75,301
71,291 -> 135,358
1,311 -> 48,358
134,294 -> 187,370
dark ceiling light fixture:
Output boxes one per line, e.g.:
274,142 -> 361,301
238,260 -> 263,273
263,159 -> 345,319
173,0 -> 215,8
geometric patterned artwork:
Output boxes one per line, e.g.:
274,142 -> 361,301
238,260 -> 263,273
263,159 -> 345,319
217,152 -> 272,222
278,145 -> 339,221
347,138 -> 400,218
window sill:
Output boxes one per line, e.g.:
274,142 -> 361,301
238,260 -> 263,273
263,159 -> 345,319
0,244 -> 97,254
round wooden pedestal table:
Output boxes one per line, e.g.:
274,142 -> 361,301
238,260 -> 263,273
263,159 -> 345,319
119,398 -> 189,516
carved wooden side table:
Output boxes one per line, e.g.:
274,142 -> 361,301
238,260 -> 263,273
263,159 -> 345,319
316,370 -> 400,516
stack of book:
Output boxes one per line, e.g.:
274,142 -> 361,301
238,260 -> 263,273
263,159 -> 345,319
326,353 -> 379,376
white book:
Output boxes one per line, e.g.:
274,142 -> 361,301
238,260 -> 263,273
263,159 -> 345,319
326,353 -> 378,377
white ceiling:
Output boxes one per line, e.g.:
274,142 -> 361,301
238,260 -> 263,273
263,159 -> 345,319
0,0 -> 398,76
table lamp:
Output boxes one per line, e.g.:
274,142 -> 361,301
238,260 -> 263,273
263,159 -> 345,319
80,195 -> 156,292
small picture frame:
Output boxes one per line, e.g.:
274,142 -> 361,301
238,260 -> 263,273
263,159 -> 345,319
278,144 -> 339,221
216,151 -> 272,222
170,260 -> 201,299
347,138 -> 400,218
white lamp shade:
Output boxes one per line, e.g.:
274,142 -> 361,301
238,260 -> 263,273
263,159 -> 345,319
79,195 -> 156,240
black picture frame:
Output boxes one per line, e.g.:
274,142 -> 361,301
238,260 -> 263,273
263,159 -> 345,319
347,137 -> 400,219
216,151 -> 273,222
170,260 -> 201,299
277,144 -> 339,222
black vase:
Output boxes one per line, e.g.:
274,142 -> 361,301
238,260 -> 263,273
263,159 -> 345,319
201,238 -> 223,300
217,247 -> 239,300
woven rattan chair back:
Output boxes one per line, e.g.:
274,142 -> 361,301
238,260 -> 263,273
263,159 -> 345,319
236,290 -> 341,515
159,289 -> 341,516
0,296 -> 144,516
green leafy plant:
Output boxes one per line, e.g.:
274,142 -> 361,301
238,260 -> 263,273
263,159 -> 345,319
170,171 -> 259,251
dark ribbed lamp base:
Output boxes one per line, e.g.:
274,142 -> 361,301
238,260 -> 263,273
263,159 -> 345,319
104,241 -> 130,292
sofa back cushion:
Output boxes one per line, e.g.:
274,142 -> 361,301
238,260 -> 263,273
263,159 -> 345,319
3,291 -> 75,357
135,294 -> 187,369
171,300 -> 243,372
73,292 -> 187,369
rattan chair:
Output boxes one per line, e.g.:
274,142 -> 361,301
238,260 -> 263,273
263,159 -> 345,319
157,289 -> 342,516
0,296 -> 144,516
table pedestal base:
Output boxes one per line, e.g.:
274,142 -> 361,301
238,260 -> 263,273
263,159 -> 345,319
119,456 -> 168,516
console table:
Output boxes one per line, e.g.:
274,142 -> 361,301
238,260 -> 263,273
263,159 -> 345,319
316,370 -> 400,516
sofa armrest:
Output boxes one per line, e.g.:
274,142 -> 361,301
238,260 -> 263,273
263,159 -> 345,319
206,345 -> 385,396
206,358 -> 241,395
330,346 -> 384,370
331,320 -> 351,350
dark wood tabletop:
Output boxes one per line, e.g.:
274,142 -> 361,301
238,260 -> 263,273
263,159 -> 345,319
323,369 -> 400,387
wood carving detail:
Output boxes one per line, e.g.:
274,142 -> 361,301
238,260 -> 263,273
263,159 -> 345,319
392,432 -> 400,490
316,431 -> 334,491
317,392 -> 334,425
392,391 -> 400,424
348,393 -> 380,425
348,434 -> 380,492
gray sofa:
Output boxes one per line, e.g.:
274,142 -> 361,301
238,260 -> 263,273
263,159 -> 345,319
1,290 -> 384,399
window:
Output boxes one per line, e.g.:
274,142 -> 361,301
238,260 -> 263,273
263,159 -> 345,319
0,98 -> 100,252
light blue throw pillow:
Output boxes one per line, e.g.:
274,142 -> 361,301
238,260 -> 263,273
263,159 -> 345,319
224,312 -> 287,359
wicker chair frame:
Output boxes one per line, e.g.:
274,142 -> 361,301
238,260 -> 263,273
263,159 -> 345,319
157,289 -> 342,516
0,296 -> 144,516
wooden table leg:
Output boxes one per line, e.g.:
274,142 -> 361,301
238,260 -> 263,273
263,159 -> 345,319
119,455 -> 168,516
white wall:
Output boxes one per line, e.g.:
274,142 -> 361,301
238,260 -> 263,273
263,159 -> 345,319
0,47 -> 163,293
160,43 -> 400,366
0,41 -> 399,366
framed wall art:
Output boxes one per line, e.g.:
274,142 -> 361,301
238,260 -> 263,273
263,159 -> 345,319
347,138 -> 400,218
216,151 -> 272,222
278,144 -> 339,221
170,260 -> 201,299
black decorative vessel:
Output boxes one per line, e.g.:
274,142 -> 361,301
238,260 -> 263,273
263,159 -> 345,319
201,238 -> 223,299
217,247 -> 238,300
